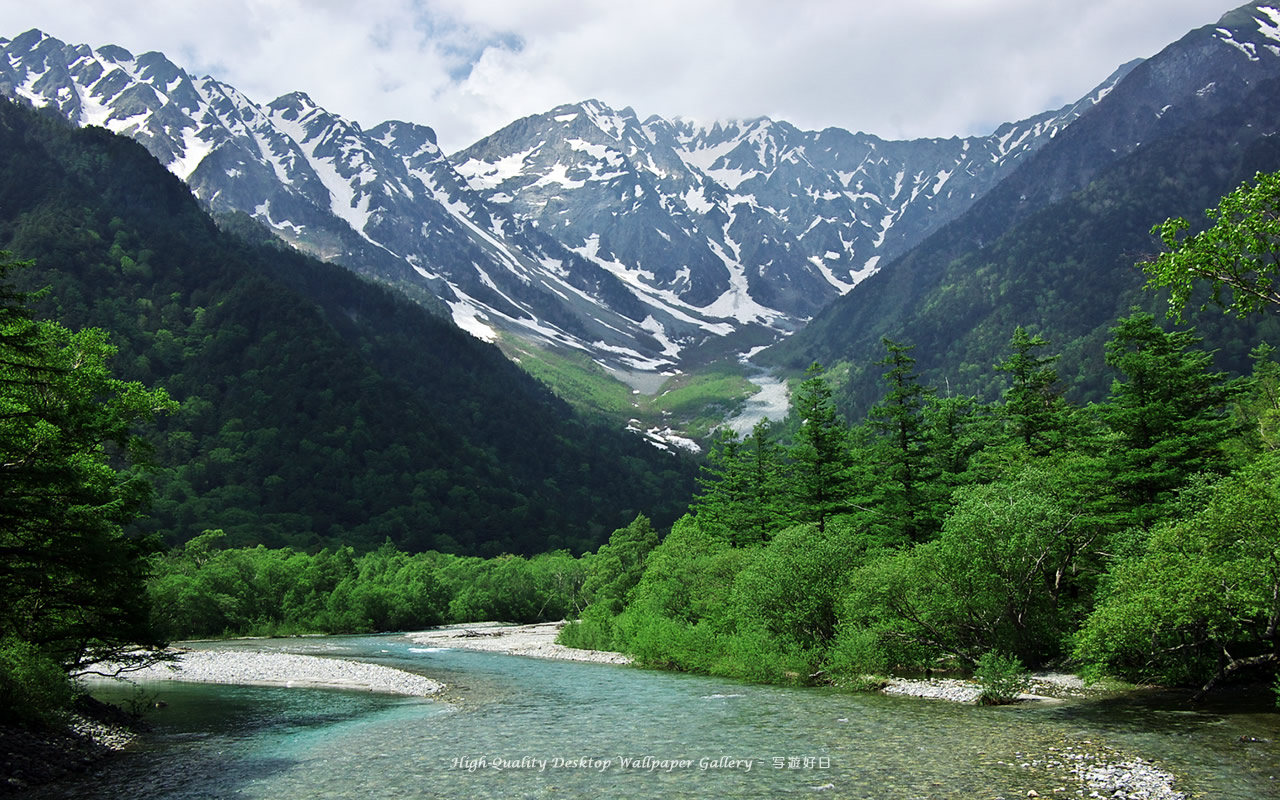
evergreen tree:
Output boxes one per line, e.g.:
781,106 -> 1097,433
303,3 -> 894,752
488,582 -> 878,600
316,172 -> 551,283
1098,312 -> 1238,526
739,418 -> 786,544
691,419 -> 785,545
789,364 -> 854,534
692,427 -> 747,536
921,393 -> 997,513
866,340 -> 936,542
996,327 -> 1067,455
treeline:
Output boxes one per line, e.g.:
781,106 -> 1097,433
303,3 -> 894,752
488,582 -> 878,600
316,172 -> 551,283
560,312 -> 1280,698
147,529 -> 596,640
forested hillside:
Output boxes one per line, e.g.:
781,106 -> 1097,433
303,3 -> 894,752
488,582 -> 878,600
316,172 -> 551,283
766,70 -> 1280,417
0,98 -> 696,556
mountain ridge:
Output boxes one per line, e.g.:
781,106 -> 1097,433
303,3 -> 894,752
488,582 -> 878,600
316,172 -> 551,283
0,95 -> 697,553
0,27 -> 1124,382
762,1 -> 1280,412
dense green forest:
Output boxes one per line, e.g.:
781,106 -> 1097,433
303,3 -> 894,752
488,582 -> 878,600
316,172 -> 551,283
563,313 -> 1280,700
0,97 -> 696,557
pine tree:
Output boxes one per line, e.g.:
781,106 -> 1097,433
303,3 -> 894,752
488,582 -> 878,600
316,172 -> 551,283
790,364 -> 853,534
1098,312 -> 1238,525
867,340 -> 936,542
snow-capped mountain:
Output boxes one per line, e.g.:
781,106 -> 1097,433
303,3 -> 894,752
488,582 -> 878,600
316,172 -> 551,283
452,78 -> 1131,327
765,2 -> 1280,408
0,30 -> 676,371
0,20 -> 1177,377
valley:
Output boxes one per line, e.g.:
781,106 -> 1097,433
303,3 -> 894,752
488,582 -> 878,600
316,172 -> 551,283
3,5 -> 1280,798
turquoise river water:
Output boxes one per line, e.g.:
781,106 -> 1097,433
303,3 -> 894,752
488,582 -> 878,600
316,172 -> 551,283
39,635 -> 1280,799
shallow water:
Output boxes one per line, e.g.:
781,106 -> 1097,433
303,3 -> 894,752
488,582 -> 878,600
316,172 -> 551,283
51,635 -> 1280,799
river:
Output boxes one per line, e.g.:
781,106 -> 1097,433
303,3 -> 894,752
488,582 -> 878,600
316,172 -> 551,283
726,358 -> 790,436
41,636 -> 1280,799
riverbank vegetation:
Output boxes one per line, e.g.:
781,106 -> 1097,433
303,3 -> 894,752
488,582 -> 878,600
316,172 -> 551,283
562,317 -> 1279,698
561,172 -> 1280,702
146,529 -> 593,640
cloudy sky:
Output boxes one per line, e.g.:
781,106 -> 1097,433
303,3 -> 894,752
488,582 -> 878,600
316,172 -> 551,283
0,0 -> 1244,152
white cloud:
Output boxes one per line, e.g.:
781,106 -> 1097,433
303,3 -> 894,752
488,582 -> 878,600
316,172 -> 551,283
0,0 -> 1241,152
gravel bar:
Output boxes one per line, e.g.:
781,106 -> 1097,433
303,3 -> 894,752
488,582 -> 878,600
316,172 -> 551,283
405,621 -> 632,664
87,649 -> 444,697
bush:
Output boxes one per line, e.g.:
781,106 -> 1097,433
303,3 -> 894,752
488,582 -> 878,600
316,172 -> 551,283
729,520 -> 863,651
710,626 -> 817,685
824,626 -> 888,687
557,612 -> 616,652
975,650 -> 1031,705
0,637 -> 74,724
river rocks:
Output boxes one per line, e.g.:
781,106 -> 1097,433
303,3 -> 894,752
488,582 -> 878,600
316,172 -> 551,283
880,671 -> 1101,704
0,701 -> 137,796
86,649 -> 444,696
1009,743 -> 1185,800
405,622 -> 634,665
881,677 -> 985,703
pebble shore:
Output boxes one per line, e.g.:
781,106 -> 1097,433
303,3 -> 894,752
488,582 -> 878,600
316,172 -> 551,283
0,700 -> 137,794
90,649 -> 445,696
405,621 -> 633,664
880,671 -> 1090,704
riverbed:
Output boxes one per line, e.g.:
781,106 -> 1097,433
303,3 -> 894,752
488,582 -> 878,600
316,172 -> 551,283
33,635 -> 1280,799
725,359 -> 789,436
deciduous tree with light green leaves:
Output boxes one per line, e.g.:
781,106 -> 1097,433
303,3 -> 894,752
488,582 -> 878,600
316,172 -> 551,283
0,253 -> 175,719
1142,169 -> 1280,319
843,458 -> 1110,667
1076,452 -> 1280,698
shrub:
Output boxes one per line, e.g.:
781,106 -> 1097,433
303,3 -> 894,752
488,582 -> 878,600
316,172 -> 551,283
0,637 -> 74,724
824,626 -> 888,687
557,612 -> 616,652
975,650 -> 1031,705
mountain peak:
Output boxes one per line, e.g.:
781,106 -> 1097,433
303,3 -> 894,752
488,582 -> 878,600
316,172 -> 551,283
270,90 -> 320,113
95,43 -> 135,63
8,29 -> 51,50
0,13 -> 1249,386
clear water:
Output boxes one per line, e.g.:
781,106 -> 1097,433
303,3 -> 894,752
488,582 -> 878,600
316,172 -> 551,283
46,635 -> 1280,799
